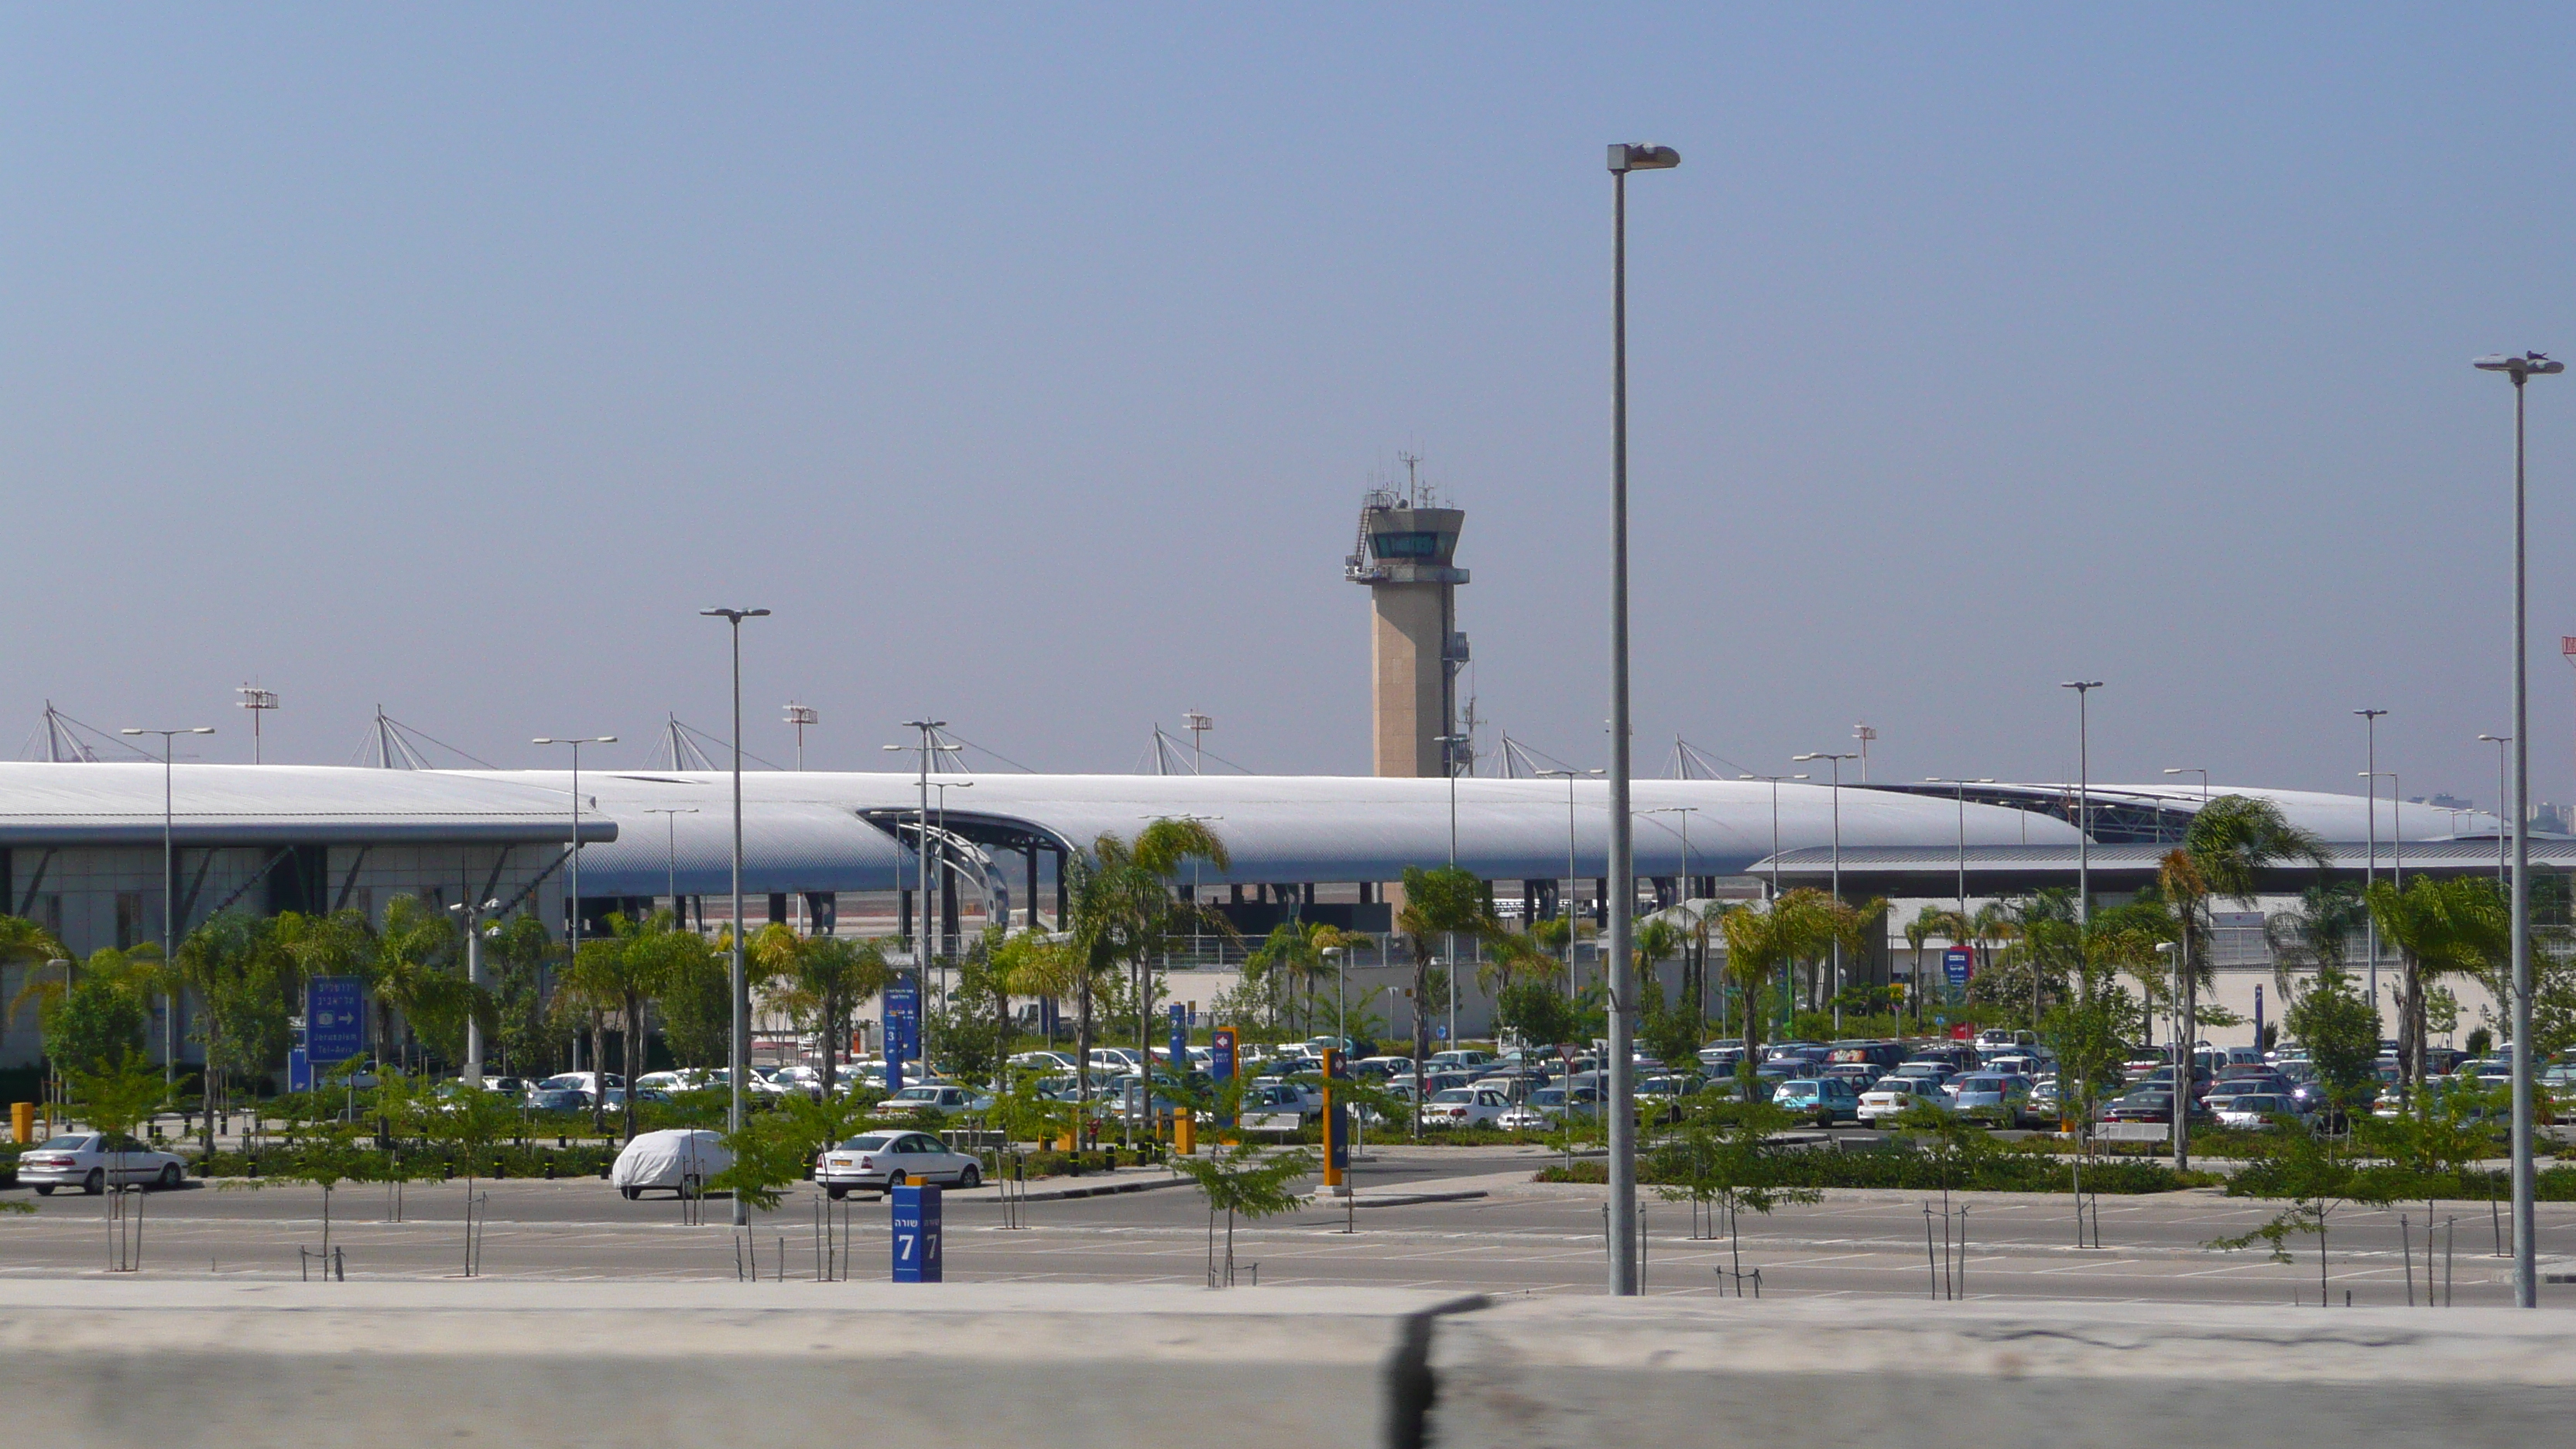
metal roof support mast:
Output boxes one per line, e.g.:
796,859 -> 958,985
1605,139 -> 1677,1300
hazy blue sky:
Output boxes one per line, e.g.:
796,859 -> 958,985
7,6 -> 2573,807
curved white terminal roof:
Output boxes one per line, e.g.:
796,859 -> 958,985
0,763 -> 2486,900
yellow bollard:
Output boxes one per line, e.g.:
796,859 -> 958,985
1057,1130 -> 1077,1153
10,1101 -> 32,1145
1175,1112 -> 1196,1156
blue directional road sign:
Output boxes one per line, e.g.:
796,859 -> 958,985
287,1048 -> 313,1093
891,1180 -> 943,1283
1169,1003 -> 1188,1070
885,975 -> 920,1094
1211,1027 -> 1237,1127
1943,948 -> 1974,988
306,976 -> 366,1072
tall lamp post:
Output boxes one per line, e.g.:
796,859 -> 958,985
642,807 -> 701,915
2475,349 -> 2561,1308
122,724 -> 214,1084
2163,766 -> 2210,807
2479,734 -> 2513,885
701,604 -> 769,1229
2355,708 -> 2387,1013
2060,682 -> 2103,927
1924,778 -> 1995,1024
1437,734 -> 1471,865
1792,752 -> 1858,1028
449,896 -> 502,1088
1604,139 -> 1679,1299
1537,767 -> 1604,996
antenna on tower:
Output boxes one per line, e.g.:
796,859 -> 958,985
1397,450 -> 1424,507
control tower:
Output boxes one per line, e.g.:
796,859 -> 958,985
1345,461 -> 1469,778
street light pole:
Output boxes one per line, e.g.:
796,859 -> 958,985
2163,766 -> 2210,807
2479,734 -> 2513,886
2060,683 -> 2103,927
642,807 -> 700,914
449,895 -> 502,1088
1604,139 -> 1678,1300
1537,768 -> 1602,998
235,687 -> 278,764
1793,752 -> 1858,1028
2355,708 -> 2387,1014
122,724 -> 214,1084
2475,350 -> 2561,1308
1925,778 -> 1994,1026
1437,735 -> 1470,866
701,605 -> 769,1228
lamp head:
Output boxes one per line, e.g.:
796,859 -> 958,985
2475,352 -> 2564,378
1608,143 -> 1681,173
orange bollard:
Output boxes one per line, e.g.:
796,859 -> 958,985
9,1101 -> 32,1145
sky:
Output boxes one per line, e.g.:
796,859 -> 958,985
5,5 -> 2574,809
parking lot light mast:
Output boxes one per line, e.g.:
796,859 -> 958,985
2475,348 -> 2561,1308
2059,683 -> 2102,927
122,724 -> 214,1084
2478,735 -> 2513,885
2162,766 -> 2209,807
784,703 -> 819,771
2355,709 -> 2386,1012
701,605 -> 769,1229
1604,139 -> 1678,1299
1537,767 -> 1602,997
1793,752 -> 1858,1028
1924,778 -> 1994,1021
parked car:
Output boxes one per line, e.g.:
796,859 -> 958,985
2211,1092 -> 2307,1129
1428,1049 -> 1495,1071
526,1088 -> 590,1113
1773,1077 -> 1862,1125
2102,1089 -> 2213,1125
610,1129 -> 731,1200
1425,1086 -> 1513,1129
1858,1077 -> 1948,1125
813,1130 -> 982,1198
1951,1074 -> 2036,1125
1502,1084 -> 1603,1128
16,1132 -> 186,1195
535,1071 -> 623,1097
871,1084 -> 985,1119
1238,1081 -> 1321,1125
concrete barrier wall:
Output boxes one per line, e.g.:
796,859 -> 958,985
2,1281 -> 2571,1449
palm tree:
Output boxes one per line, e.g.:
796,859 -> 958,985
2266,882 -> 2368,997
366,896 -> 468,1077
2163,795 -> 2326,1168
171,911 -> 287,1149
1396,865 -> 1490,1135
2365,876 -> 2508,1093
790,933 -> 886,1099
1718,889 -> 1867,1065
2,914 -> 74,1033
573,910 -> 711,1139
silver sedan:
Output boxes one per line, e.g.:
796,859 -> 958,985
17,1132 -> 187,1195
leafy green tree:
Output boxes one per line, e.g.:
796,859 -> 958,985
1059,819 -> 1231,1138
1170,1142 -> 1315,1286
174,910 -> 302,1149
656,925 -> 735,1070
712,1091 -> 879,1211
2283,963 -> 2380,1125
42,975 -> 149,1078
568,912 -> 698,1141
1647,1098 -> 1820,1282
481,913 -> 562,1077
1495,981 -> 1579,1053
2211,1128 -> 2393,1304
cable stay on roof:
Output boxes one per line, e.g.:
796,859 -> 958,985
347,706 -> 500,770
21,702 -> 158,762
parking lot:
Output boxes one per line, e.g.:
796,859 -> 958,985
9,1143 -> 2576,1307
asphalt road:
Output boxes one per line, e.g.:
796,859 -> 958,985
9,1145 -> 2574,1308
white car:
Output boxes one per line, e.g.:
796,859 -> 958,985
18,1132 -> 187,1195
1858,1077 -> 1947,1125
871,1084 -> 984,1118
534,1071 -> 624,1099
813,1130 -> 985,1198
1424,1086 -> 1512,1129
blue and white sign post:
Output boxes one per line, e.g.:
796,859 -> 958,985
1168,1003 -> 1188,1070
1210,1027 -> 1237,1128
306,976 -> 367,1075
1942,947 -> 1974,990
885,975 -> 920,1095
890,1180 -> 943,1283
